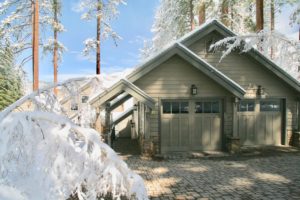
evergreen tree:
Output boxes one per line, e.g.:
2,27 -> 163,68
42,0 -> 66,94
142,0 -> 255,59
0,0 -> 65,91
76,0 -> 125,74
0,46 -> 23,110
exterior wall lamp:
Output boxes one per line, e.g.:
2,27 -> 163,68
191,84 -> 197,95
257,85 -> 263,96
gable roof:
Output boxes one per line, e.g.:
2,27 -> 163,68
179,20 -> 300,92
127,42 -> 246,98
89,79 -> 155,109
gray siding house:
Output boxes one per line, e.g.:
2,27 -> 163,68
90,20 -> 300,154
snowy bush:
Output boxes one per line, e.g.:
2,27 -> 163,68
0,111 -> 148,200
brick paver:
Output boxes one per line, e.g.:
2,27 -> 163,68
123,154 -> 300,200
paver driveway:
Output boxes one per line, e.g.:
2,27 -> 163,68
123,154 -> 300,200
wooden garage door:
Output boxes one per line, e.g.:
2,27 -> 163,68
192,101 -> 222,150
161,100 -> 222,152
161,101 -> 190,151
238,99 -> 282,146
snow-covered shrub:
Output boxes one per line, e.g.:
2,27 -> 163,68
0,111 -> 148,200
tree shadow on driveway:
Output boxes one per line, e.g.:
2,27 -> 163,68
123,146 -> 300,199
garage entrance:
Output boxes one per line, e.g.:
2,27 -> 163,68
161,99 -> 222,152
238,99 -> 283,146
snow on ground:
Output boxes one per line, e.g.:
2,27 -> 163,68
0,111 -> 148,200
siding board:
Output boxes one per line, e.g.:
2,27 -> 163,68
134,55 -> 233,140
189,32 -> 299,141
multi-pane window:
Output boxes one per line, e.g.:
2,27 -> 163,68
81,96 -> 89,103
195,101 -> 219,113
238,100 -> 255,112
71,103 -> 78,111
260,100 -> 281,112
162,101 -> 189,114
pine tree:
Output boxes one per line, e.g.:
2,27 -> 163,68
145,0 -> 196,57
256,0 -> 264,31
0,0 -> 63,91
42,0 -> 65,94
0,46 -> 23,111
142,0 -> 256,59
76,0 -> 125,75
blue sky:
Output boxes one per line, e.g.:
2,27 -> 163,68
22,1 -> 298,83
23,0 -> 160,82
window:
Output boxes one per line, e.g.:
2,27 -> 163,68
238,100 -> 255,112
162,101 -> 189,114
181,102 -> 189,113
71,103 -> 78,111
81,96 -> 89,103
260,100 -> 281,112
195,101 -> 220,113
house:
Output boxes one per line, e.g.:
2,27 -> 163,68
59,76 -> 134,137
89,20 -> 300,155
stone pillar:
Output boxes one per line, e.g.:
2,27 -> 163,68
104,103 -> 111,145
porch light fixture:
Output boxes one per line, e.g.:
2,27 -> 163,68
257,85 -> 263,96
191,84 -> 197,95
134,104 -> 138,111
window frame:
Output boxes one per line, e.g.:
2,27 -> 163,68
238,100 -> 255,112
71,103 -> 78,111
260,100 -> 281,112
162,101 -> 190,114
194,101 -> 220,114
81,95 -> 89,103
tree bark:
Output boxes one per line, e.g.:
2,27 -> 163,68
198,2 -> 205,26
96,0 -> 101,75
53,0 -> 58,94
270,0 -> 274,58
190,0 -> 195,30
256,0 -> 264,32
221,0 -> 229,27
32,0 -> 39,91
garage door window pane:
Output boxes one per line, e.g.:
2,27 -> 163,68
211,101 -> 220,113
180,102 -> 189,113
260,100 -> 280,112
203,102 -> 212,113
248,102 -> 255,111
238,100 -> 255,112
172,102 -> 180,113
195,102 -> 203,113
163,102 -> 171,113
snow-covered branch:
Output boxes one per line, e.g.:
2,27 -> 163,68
210,29 -> 300,79
0,111 -> 148,200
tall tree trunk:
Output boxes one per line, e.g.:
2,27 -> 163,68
32,0 -> 39,91
270,0 -> 274,58
256,0 -> 264,32
53,0 -> 58,94
221,0 -> 229,27
190,0 -> 195,30
198,2 -> 205,26
96,0 -> 101,75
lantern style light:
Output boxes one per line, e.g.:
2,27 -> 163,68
257,85 -> 262,96
191,84 -> 197,95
